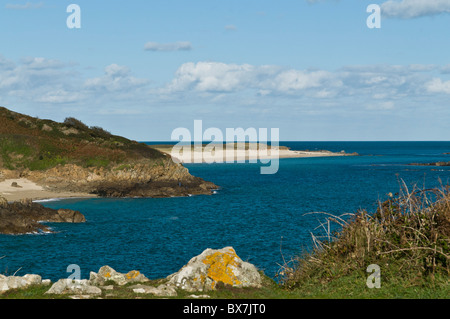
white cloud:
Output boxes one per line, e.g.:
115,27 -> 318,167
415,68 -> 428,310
165,61 -> 340,96
36,89 -> 84,104
0,57 -> 148,105
0,56 -> 72,91
5,2 -> 44,10
272,69 -> 338,92
1,54 -> 448,118
0,55 -> 15,70
0,56 -> 89,107
163,62 -> 440,104
441,65 -> 450,74
167,62 -> 256,92
305,0 -> 450,19
84,64 -> 149,92
20,57 -> 66,70
381,0 -> 450,19
144,41 -> 192,52
426,78 -> 450,94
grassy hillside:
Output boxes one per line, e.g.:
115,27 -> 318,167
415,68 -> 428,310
279,183 -> 450,296
0,107 -> 164,171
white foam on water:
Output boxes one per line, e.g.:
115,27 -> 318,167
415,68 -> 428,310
33,198 -> 62,203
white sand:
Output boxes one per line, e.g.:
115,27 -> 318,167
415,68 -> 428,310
0,178 -> 96,202
162,145 -> 353,164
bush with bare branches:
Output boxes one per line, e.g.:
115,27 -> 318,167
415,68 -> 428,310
280,181 -> 450,289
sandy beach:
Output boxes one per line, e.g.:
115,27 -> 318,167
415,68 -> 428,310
0,178 -> 97,202
151,143 -> 357,163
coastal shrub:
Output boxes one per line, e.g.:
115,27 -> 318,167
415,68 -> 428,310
63,117 -> 89,131
280,182 -> 450,289
89,126 -> 112,139
27,155 -> 68,171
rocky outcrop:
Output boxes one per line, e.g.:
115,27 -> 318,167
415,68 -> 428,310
129,284 -> 177,297
0,197 -> 86,234
409,161 -> 450,167
22,159 -> 218,198
45,279 -> 102,296
0,107 -> 218,199
89,265 -> 149,286
0,247 -> 263,298
167,247 -> 262,292
56,209 -> 86,223
0,196 -> 7,208
0,274 -> 51,294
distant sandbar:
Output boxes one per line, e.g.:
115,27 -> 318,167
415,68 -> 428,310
150,143 -> 358,163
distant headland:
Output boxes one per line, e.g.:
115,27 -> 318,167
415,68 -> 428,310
149,143 -> 358,163
0,107 -> 217,202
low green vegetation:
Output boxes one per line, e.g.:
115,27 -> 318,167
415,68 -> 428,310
0,107 -> 165,171
81,157 -> 111,168
0,136 -> 34,170
278,182 -> 450,298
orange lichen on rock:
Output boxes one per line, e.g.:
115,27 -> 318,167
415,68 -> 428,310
126,270 -> 140,280
202,247 -> 242,289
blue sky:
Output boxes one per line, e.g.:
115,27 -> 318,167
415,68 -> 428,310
1,0 -> 450,141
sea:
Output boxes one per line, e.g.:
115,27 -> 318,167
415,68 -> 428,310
1,141 -> 450,282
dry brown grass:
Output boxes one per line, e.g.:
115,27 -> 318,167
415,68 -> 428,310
280,180 -> 450,289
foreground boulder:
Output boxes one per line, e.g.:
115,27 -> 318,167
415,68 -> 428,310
45,279 -> 101,296
167,247 -> 262,292
0,248 -> 263,297
129,284 -> 177,297
0,197 -> 86,235
89,265 -> 149,286
0,274 -> 50,294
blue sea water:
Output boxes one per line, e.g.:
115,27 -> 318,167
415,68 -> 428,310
1,142 -> 450,281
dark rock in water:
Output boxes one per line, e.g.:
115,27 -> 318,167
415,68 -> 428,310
56,209 -> 86,223
91,178 -> 218,198
409,161 -> 450,167
0,197 -> 86,235
11,182 -> 22,188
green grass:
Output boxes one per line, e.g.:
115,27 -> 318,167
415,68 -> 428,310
0,136 -> 34,169
1,272 -> 449,299
27,155 -> 68,171
283,268 -> 449,299
81,157 -> 111,168
0,285 -> 61,299
278,183 -> 450,298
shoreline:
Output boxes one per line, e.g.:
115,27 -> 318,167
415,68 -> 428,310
0,178 -> 97,202
0,144 -> 357,202
150,143 -> 358,163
